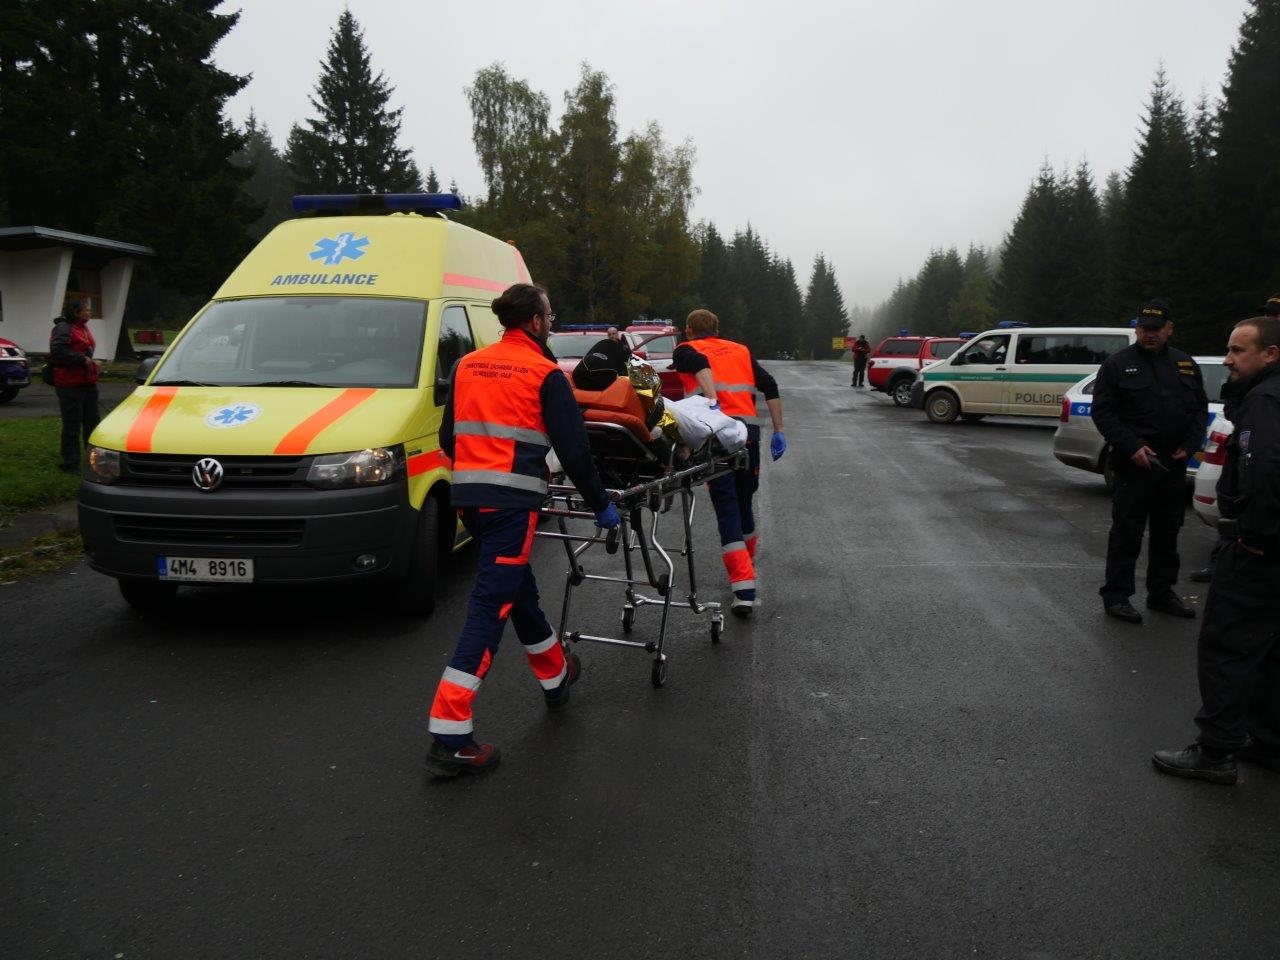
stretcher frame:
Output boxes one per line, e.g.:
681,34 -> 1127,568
536,421 -> 748,687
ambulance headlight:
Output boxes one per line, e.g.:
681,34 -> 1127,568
86,446 -> 120,483
306,446 -> 404,488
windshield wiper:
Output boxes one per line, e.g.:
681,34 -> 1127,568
151,379 -> 214,386
256,380 -> 331,387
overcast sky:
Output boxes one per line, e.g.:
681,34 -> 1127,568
213,0 -> 1251,308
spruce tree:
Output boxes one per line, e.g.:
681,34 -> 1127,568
1059,160 -> 1107,323
1110,67 -> 1198,322
232,112 -> 293,241
912,247 -> 965,331
286,10 -> 422,194
802,255 -> 850,358
1208,0 -> 1280,328
993,162 -> 1071,324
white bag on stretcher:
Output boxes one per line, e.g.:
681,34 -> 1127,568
666,396 -> 748,454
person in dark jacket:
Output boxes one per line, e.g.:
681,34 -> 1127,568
1090,299 -> 1208,624
1153,313 -> 1280,784
49,299 -> 100,472
424,283 -> 619,778
851,334 -> 871,387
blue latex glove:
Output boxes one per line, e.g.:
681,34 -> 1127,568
770,431 -> 786,461
595,503 -> 621,529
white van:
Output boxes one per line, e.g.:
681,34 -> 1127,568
910,325 -> 1136,423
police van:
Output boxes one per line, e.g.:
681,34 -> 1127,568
78,194 -> 526,615
910,324 -> 1136,423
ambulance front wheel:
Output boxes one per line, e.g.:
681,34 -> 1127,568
924,390 -> 960,424
394,497 -> 441,617
118,578 -> 178,612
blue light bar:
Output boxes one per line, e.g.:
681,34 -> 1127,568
291,193 -> 464,214
995,320 -> 1029,329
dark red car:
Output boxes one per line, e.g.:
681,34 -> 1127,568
867,336 -> 964,406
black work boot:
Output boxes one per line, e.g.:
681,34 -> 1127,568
1152,743 -> 1238,785
1188,567 -> 1213,583
426,739 -> 501,778
545,651 -> 581,712
1104,600 -> 1143,624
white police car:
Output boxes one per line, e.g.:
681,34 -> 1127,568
1051,356 -> 1229,491
1192,416 -> 1234,526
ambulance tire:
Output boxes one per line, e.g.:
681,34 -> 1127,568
394,498 -> 441,616
890,376 -> 916,407
0,387 -> 18,403
924,390 -> 960,424
118,578 -> 178,612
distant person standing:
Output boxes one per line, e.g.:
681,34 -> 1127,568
851,335 -> 871,387
1091,299 -> 1208,624
49,299 -> 100,472
1153,313 -> 1280,785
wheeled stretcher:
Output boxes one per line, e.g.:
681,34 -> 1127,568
535,380 -> 747,687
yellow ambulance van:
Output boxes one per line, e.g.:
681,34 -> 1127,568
910,323 -> 1136,423
78,194 -> 529,615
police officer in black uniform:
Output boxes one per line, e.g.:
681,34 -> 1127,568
1153,313 -> 1280,784
1091,299 -> 1208,624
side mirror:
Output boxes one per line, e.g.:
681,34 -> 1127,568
434,376 -> 451,408
135,356 -> 160,384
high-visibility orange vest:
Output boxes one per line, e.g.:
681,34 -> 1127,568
450,329 -> 556,508
678,336 -> 758,418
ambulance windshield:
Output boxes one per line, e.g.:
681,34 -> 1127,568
152,297 -> 427,387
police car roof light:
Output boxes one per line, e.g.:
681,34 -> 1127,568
557,324 -> 615,332
995,320 -> 1030,329
291,194 -> 465,215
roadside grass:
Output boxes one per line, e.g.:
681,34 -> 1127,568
0,417 -> 80,518
0,529 -> 83,582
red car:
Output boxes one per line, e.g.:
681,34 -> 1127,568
0,336 -> 31,403
867,336 -> 964,406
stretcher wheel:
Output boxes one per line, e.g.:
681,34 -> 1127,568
656,573 -> 670,597
621,606 -> 635,633
710,620 -> 722,644
650,658 -> 667,688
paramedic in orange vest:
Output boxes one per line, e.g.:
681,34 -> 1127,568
673,308 -> 785,617
425,283 -> 620,777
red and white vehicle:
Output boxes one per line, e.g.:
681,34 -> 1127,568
867,336 -> 964,406
626,321 -> 683,400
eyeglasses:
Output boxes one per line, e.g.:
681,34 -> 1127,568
541,313 -> 556,326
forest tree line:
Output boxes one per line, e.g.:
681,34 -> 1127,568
2,2 -> 1276,359
864,0 -> 1279,355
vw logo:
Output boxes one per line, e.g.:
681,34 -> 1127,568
192,457 -> 224,492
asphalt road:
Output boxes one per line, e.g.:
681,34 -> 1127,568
2,361 -> 1276,960
0,379 -> 135,420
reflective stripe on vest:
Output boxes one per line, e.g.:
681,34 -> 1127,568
454,420 -> 550,447
451,470 -> 549,495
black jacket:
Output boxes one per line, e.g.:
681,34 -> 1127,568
1090,342 -> 1208,460
1217,362 -> 1280,555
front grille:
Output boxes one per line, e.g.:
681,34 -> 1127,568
123,454 -> 307,488
114,514 -> 305,547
